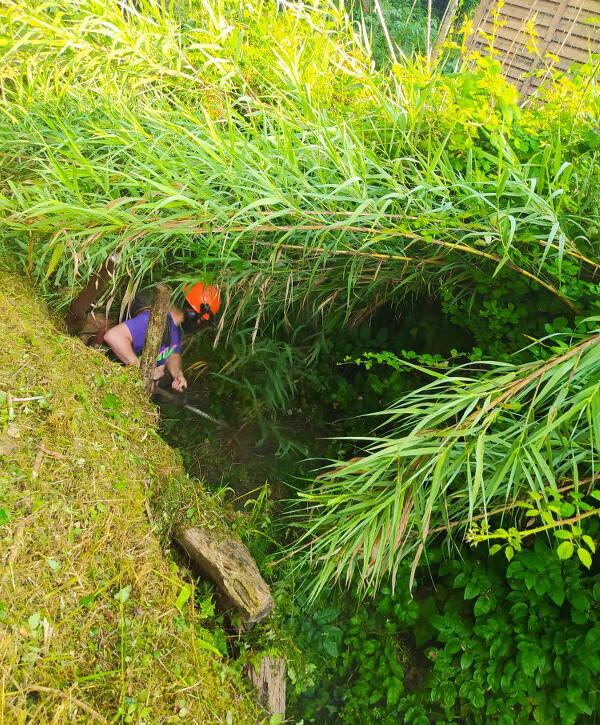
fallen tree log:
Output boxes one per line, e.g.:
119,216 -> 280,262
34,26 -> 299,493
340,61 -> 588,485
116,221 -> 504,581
175,526 -> 274,627
248,656 -> 286,717
139,283 -> 171,394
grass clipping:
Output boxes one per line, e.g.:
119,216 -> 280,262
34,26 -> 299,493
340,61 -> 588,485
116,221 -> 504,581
0,273 -> 263,724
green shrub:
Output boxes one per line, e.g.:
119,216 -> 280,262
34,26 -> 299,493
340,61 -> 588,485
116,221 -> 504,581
290,535 -> 600,724
289,587 -> 415,724
407,537 -> 600,724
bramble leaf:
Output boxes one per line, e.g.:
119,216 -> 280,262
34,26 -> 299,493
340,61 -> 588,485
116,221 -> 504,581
577,547 -> 592,569
554,530 -> 572,540
557,541 -> 574,560
583,535 -> 596,553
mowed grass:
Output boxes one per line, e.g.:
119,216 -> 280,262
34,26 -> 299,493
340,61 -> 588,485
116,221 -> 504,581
0,272 -> 263,724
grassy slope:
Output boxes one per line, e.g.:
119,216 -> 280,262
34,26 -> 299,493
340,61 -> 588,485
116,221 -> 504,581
0,272 -> 263,724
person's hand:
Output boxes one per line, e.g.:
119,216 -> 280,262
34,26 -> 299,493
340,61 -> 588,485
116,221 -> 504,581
172,374 -> 187,392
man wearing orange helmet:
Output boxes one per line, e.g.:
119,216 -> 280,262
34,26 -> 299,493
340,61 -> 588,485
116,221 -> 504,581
103,282 -> 221,391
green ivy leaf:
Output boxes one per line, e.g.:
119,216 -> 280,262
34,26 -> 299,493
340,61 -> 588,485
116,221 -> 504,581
461,651 -> 474,669
585,626 -> 600,651
464,580 -> 482,600
471,688 -> 485,709
549,582 -> 565,607
505,546 -> 514,561
560,502 -> 575,517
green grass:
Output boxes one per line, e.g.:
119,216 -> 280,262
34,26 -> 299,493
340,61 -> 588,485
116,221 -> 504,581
2,0 -> 598,335
0,271 -> 264,723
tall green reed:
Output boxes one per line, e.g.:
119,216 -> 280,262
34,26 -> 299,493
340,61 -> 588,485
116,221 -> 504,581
2,0 -> 600,597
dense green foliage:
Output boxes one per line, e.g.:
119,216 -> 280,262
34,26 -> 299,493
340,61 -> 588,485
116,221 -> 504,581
350,0 -> 479,66
421,540 -> 600,724
288,537 -> 600,724
2,0 -> 600,722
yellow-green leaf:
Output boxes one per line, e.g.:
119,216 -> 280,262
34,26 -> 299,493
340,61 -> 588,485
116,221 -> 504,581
175,584 -> 192,612
578,547 -> 592,569
557,541 -> 574,560
583,535 -> 596,553
44,241 -> 65,280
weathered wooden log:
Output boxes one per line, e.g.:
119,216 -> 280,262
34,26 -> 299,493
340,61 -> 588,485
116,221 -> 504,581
248,656 -> 286,717
175,526 -> 274,627
139,283 -> 171,394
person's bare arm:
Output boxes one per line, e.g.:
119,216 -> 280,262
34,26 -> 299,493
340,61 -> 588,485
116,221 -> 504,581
103,323 -> 139,366
166,353 -> 187,391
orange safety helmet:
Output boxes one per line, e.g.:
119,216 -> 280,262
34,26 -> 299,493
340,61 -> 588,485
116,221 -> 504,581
183,282 -> 221,322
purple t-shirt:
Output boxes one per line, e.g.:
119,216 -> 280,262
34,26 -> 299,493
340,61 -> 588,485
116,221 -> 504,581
124,311 -> 182,367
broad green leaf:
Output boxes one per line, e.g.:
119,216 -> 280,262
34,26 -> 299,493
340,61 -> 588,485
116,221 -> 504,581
175,584 -> 192,612
557,541 -> 574,560
577,547 -> 592,569
195,637 -> 223,657
464,580 -> 482,600
583,535 -> 596,553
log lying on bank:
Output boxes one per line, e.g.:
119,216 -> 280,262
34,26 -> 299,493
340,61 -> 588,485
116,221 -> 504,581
175,526 -> 274,626
248,656 -> 286,717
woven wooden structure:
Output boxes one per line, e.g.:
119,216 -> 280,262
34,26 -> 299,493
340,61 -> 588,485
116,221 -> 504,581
465,0 -> 600,98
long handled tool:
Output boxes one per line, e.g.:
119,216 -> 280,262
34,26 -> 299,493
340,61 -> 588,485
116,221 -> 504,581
153,386 -> 232,430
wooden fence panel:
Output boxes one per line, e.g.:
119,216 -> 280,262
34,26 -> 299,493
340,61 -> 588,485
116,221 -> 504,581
464,0 -> 600,99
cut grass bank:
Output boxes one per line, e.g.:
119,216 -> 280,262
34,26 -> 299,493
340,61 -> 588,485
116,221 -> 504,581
0,272 -> 264,724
